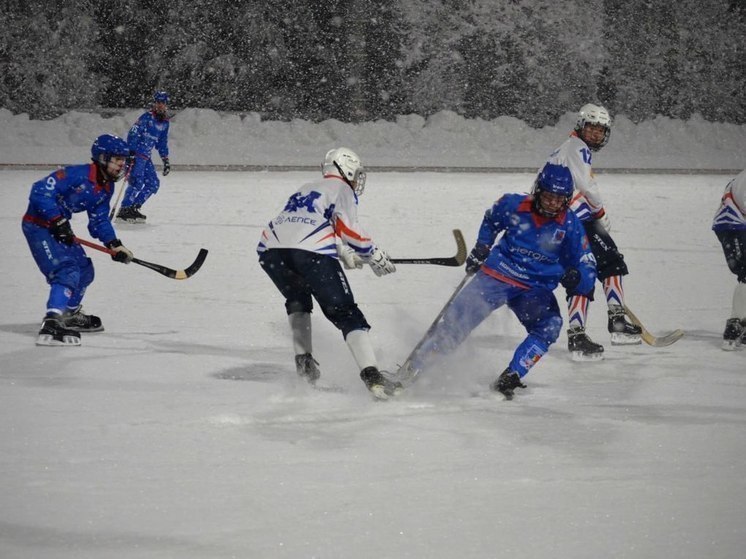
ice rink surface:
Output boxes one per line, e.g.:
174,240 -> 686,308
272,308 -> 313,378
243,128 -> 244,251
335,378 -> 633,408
1,170 -> 744,558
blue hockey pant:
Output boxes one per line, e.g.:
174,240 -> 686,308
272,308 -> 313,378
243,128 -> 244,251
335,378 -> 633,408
259,248 -> 370,338
122,157 -> 160,208
22,222 -> 95,314
412,271 -> 563,378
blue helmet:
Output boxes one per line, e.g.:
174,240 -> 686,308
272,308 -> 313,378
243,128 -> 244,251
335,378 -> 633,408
91,134 -> 130,181
533,163 -> 574,217
91,134 -> 129,160
154,90 -> 170,104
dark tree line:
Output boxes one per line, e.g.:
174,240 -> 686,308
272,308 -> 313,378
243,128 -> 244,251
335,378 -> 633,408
1,0 -> 744,124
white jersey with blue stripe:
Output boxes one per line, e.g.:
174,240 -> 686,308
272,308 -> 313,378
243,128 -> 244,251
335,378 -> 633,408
545,134 -> 605,222
257,175 -> 375,258
712,169 -> 746,231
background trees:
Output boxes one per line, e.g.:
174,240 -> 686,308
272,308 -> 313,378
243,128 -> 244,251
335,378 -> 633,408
1,0 -> 743,124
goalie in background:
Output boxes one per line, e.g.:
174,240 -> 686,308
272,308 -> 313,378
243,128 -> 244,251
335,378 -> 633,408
257,147 -> 400,399
401,163 -> 596,400
545,103 -> 642,361
22,134 -> 135,346
116,90 -> 171,223
712,169 -> 746,350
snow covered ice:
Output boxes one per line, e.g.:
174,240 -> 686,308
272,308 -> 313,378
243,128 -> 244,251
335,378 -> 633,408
1,113 -> 745,558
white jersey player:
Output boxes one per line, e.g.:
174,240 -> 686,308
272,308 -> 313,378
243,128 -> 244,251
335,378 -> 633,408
257,147 -> 401,399
712,169 -> 746,349
545,103 -> 641,361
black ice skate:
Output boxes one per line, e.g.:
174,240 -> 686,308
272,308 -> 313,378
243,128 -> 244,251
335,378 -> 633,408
607,305 -> 642,345
721,318 -> 744,351
36,315 -> 81,346
295,353 -> 321,383
63,306 -> 104,332
567,326 -> 604,361
116,205 -> 146,224
490,368 -> 526,401
360,366 -> 403,400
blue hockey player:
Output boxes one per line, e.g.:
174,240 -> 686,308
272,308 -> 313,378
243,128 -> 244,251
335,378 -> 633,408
399,163 -> 597,400
116,91 -> 171,223
22,134 -> 135,346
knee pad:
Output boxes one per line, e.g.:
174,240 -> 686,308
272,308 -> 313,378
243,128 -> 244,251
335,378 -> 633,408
566,286 -> 595,302
596,254 -> 628,281
50,262 -> 80,291
323,304 -> 370,337
726,258 -> 746,283
535,315 -> 563,345
286,299 -> 313,315
78,257 -> 95,290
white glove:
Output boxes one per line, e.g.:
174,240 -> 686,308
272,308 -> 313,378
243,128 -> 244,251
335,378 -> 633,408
336,241 -> 363,270
596,211 -> 611,233
105,239 -> 134,264
367,246 -> 396,276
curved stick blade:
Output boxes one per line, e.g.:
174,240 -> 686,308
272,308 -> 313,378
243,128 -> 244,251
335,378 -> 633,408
174,249 -> 209,280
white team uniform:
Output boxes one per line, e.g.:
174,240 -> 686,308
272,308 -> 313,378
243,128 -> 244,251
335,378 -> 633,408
257,175 -> 375,258
712,169 -> 746,231
546,133 -> 605,222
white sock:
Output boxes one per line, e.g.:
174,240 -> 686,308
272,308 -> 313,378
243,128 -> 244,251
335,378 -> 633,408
732,282 -> 746,319
288,312 -> 312,355
345,329 -> 377,371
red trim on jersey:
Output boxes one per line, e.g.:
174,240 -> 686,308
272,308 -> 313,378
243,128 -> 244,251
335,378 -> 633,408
333,216 -> 371,242
518,196 -> 566,225
480,266 -> 530,289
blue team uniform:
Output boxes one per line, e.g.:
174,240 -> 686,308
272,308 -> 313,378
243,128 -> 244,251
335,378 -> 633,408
121,110 -> 170,208
411,193 -> 596,378
22,164 -> 119,314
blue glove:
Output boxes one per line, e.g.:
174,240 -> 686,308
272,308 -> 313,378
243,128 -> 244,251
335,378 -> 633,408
465,244 -> 490,274
560,268 -> 581,290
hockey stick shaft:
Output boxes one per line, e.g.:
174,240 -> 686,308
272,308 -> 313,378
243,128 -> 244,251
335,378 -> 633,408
108,163 -> 133,220
396,274 -> 471,385
390,229 -> 467,267
624,305 -> 684,347
74,237 -> 208,280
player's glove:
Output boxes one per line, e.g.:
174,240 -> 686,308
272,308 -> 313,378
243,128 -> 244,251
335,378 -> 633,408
465,244 -> 490,275
162,158 -> 171,176
595,209 -> 611,233
336,241 -> 363,270
49,216 -> 74,245
105,238 -> 134,264
367,246 -> 396,276
560,267 -> 581,290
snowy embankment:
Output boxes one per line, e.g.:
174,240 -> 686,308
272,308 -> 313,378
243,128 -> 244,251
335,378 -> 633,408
0,107 -> 743,172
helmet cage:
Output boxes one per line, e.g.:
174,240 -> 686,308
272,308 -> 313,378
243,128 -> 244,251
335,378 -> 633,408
322,148 -> 367,196
575,103 -> 611,151
152,91 -> 170,119
91,134 -> 130,182
532,163 -> 574,218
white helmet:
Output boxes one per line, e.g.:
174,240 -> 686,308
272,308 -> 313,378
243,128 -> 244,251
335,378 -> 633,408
322,147 -> 367,195
575,103 -> 612,151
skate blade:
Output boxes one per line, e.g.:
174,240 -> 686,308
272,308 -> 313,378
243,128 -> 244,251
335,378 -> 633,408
66,325 -> 104,333
610,332 -> 642,345
721,340 -> 742,351
115,217 -> 146,224
570,350 -> 604,362
36,334 -> 81,347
